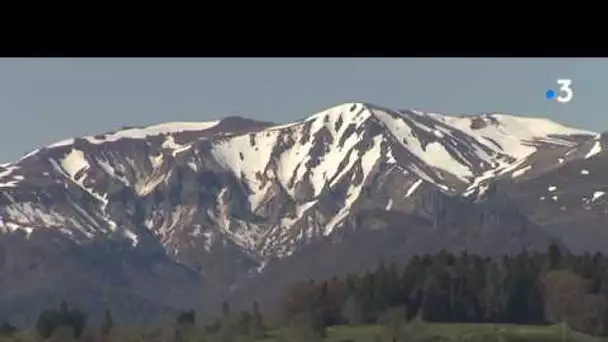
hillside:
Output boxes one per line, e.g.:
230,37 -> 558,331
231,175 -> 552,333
0,102 -> 605,323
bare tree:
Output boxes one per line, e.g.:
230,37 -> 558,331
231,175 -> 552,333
541,270 -> 587,325
540,270 -> 608,336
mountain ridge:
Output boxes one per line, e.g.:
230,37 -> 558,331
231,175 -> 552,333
0,101 -> 601,256
0,102 -> 605,324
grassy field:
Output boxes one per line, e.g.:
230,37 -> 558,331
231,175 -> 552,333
2,322 -> 606,341
258,322 -> 608,342
321,322 -> 608,342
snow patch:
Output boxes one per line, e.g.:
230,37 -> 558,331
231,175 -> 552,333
60,149 -> 89,179
324,135 -> 384,234
39,121 -> 220,156
187,161 -> 198,172
372,108 -> 473,180
433,130 -> 444,138
434,113 -> 595,161
96,158 -> 129,185
385,199 -> 393,210
0,180 -> 18,188
425,142 -> 472,180
47,138 -> 75,148
511,165 -> 532,178
50,152 -> 108,206
149,153 -> 164,169
0,165 -> 19,179
134,169 -> 171,196
123,229 -> 139,246
405,179 -> 423,198
90,121 -> 220,144
18,149 -> 40,161
279,201 -> 317,229
585,140 -> 602,159
162,136 -> 191,156
592,191 -> 605,202
211,131 -> 276,208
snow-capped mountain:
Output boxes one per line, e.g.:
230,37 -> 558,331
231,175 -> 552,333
0,102 -> 604,323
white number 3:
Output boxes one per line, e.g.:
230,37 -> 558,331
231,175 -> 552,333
556,79 -> 574,103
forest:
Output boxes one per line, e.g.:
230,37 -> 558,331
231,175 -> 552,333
2,244 -> 608,341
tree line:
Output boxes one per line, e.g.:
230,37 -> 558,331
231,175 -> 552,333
3,244 -> 608,341
280,245 -> 608,337
0,301 -> 267,341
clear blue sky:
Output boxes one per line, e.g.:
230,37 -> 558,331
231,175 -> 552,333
0,58 -> 606,162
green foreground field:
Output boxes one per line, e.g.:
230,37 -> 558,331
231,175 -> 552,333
261,323 -> 608,342
2,322 -> 606,342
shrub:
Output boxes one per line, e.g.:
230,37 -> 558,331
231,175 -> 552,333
176,309 -> 196,326
0,322 -> 17,337
35,301 -> 87,339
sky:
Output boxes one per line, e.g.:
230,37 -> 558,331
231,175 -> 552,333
0,58 -> 606,162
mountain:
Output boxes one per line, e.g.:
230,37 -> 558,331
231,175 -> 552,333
0,102 -> 604,324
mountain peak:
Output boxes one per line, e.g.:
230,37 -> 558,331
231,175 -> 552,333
1,102 -> 608,324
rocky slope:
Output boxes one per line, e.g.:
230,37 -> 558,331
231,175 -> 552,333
0,102 -> 604,324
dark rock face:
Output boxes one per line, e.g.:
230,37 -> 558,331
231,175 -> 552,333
505,136 -> 608,253
0,230 -> 202,326
0,103 -> 605,323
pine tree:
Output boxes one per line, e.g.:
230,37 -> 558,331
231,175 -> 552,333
250,301 -> 265,339
60,301 -> 69,316
222,301 -> 231,318
481,261 -> 505,322
101,309 -> 113,337
420,268 -> 450,322
36,301 -> 87,340
548,243 -> 562,270
273,249 -> 608,333
177,309 -> 196,326
37,310 -> 59,339
219,302 -> 237,342
65,307 -> 87,339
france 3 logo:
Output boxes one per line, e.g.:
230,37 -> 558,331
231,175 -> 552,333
545,79 -> 574,103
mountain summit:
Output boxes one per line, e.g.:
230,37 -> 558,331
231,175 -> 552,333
0,102 -> 605,323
